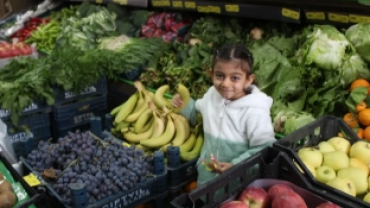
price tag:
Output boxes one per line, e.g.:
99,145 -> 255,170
282,8 -> 300,20
23,174 -> 41,187
225,4 -> 239,13
328,13 -> 349,23
152,0 -> 171,7
96,0 -> 102,4
113,0 -> 127,5
209,6 -> 221,14
349,14 -> 363,23
197,6 -> 209,13
305,12 -> 325,20
362,16 -> 370,23
172,1 -> 183,8
184,1 -> 196,9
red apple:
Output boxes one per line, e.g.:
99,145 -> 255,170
267,184 -> 294,200
239,187 -> 269,208
272,191 -> 308,208
220,201 -> 249,208
316,202 -> 341,208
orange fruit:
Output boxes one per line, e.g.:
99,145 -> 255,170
343,113 -> 358,128
338,132 -> 344,137
358,108 -> 370,126
356,101 -> 367,112
350,79 -> 370,91
184,181 -> 197,193
353,128 -> 364,139
363,126 -> 370,141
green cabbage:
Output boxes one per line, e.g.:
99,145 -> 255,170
345,23 -> 370,63
339,53 -> 370,86
297,25 -> 350,70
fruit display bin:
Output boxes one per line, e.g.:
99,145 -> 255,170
4,108 -> 52,157
166,157 -> 198,190
51,94 -> 107,139
53,77 -> 108,105
273,115 -> 369,208
0,151 -> 47,208
0,101 -> 48,121
19,127 -> 169,208
171,147 -> 358,208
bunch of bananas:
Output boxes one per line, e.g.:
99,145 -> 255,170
110,81 -> 204,162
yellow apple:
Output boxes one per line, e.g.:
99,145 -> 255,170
323,151 -> 349,171
349,141 -> 370,166
327,137 -> 351,155
298,147 -> 323,168
349,158 -> 369,175
302,160 -> 316,177
338,167 -> 368,195
326,177 -> 356,197
364,192 -> 370,203
318,141 -> 335,154
316,166 -> 336,184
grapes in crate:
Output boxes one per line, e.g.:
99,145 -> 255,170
25,130 -> 154,205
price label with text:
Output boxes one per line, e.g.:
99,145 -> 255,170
197,6 -> 209,13
328,13 -> 349,23
172,1 -> 183,8
305,12 -> 325,20
96,0 -> 102,4
152,0 -> 171,7
225,4 -> 239,13
184,1 -> 196,9
113,0 -> 127,4
282,8 -> 300,20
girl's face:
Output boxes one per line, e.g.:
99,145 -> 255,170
210,59 -> 255,101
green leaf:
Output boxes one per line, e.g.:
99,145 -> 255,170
365,96 -> 370,107
345,97 -> 356,114
350,87 -> 368,104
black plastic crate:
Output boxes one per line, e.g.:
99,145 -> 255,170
4,109 -> 51,157
121,66 -> 142,81
166,158 -> 198,190
54,78 -> 108,104
0,101 -> 49,121
171,147 -> 360,208
0,152 -> 48,208
274,115 -> 369,208
51,94 -> 107,139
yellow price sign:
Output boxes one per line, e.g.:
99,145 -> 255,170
197,6 -> 210,13
113,0 -> 127,5
96,0 -> 103,4
282,8 -> 300,20
152,0 -> 171,7
184,1 -> 196,9
172,1 -> 183,8
328,13 -> 349,23
225,4 -> 239,13
362,16 -> 370,23
349,14 -> 370,23
209,6 -> 221,14
23,174 -> 41,187
305,12 -> 325,20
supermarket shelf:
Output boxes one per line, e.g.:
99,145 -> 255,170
150,0 -> 301,23
149,0 -> 370,25
67,0 -> 148,7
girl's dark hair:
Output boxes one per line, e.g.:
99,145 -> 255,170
211,44 -> 256,94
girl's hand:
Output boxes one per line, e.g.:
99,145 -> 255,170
218,162 -> 233,173
172,94 -> 184,108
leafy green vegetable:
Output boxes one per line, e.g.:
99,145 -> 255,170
345,87 -> 368,113
345,23 -> 370,63
339,53 -> 370,86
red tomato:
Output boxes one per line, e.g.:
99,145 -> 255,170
19,45 -> 32,55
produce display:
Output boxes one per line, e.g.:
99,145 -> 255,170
25,130 -> 155,205
296,136 -> 370,204
25,20 -> 61,51
219,184 -> 340,208
0,173 -> 17,208
0,41 -> 34,58
110,81 -> 203,162
10,18 -> 51,42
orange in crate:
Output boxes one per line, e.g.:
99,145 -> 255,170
343,113 -> 358,128
184,180 -> 197,193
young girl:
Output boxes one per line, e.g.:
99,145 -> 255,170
172,44 -> 276,187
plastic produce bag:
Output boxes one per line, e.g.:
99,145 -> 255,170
0,119 -> 17,164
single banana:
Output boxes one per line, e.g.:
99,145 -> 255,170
173,83 -> 191,113
180,133 -> 204,162
122,142 -> 131,147
154,85 -> 172,109
110,103 -> 124,116
123,124 -> 154,143
131,81 -> 147,113
114,92 -> 138,123
125,92 -> 150,122
134,108 -> 153,133
179,127 -> 199,152
147,104 -> 167,140
138,117 -> 154,133
121,126 -> 130,133
115,121 -> 130,132
140,114 -> 176,148
170,113 -> 190,146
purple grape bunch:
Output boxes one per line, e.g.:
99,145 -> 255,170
26,130 -> 154,205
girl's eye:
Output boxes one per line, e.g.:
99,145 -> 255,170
216,74 -> 224,79
231,76 -> 240,81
